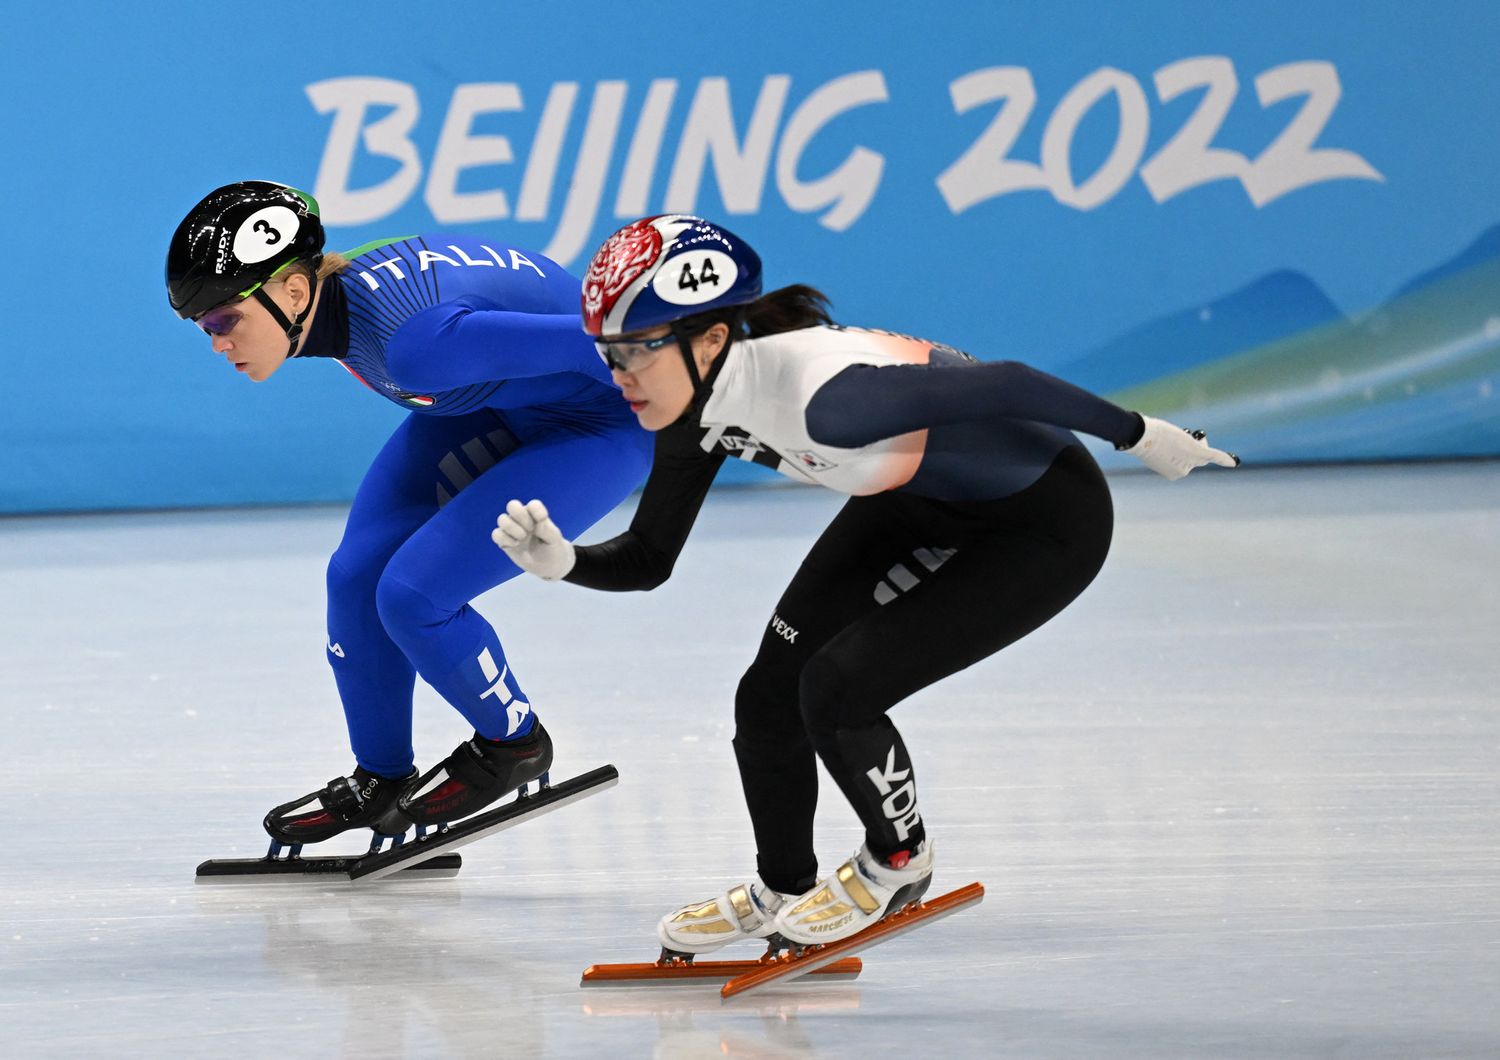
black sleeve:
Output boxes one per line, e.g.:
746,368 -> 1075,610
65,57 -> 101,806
564,421 -> 726,592
805,361 -> 1146,450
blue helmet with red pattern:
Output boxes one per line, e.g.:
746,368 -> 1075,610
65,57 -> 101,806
581,215 -> 762,338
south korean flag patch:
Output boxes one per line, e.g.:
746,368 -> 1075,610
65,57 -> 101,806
791,450 -> 837,472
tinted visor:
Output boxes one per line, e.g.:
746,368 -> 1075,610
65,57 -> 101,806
196,304 -> 244,337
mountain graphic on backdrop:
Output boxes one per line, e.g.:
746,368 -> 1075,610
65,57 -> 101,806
1057,270 -> 1346,395
1390,223 -> 1500,300
1077,222 -> 1500,463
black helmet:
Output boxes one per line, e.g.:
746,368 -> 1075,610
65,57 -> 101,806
166,181 -> 324,320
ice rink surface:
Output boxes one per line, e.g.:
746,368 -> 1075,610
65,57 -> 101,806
3,462 -> 1498,1058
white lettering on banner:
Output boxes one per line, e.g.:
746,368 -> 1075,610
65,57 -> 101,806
1242,61 -> 1383,207
615,80 -> 677,218
938,58 -> 1382,213
544,81 -> 629,265
1042,67 -> 1151,210
935,67 -> 1050,213
306,58 -> 1380,261
424,82 -> 523,222
776,70 -> 889,231
519,82 -> 580,221
665,76 -> 790,215
306,72 -> 888,254
307,77 -> 423,226
1138,57 -> 1252,203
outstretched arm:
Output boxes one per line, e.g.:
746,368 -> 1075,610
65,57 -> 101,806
386,296 -> 604,392
807,360 -> 1144,447
806,361 -> 1237,478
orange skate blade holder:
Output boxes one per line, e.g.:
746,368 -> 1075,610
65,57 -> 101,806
719,881 -> 985,1001
580,955 -> 862,987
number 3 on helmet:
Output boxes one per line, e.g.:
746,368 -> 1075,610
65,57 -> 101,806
165,181 -> 325,321
581,215 -> 762,339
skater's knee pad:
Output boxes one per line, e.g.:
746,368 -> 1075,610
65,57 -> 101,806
326,549 -> 383,608
734,657 -> 804,735
731,723 -> 806,761
796,650 -> 862,745
374,569 -> 453,640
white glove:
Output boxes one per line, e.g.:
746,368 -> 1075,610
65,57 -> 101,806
1122,416 -> 1240,480
491,499 -> 576,581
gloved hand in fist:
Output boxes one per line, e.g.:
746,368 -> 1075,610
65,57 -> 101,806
492,499 -> 576,580
1122,415 -> 1240,481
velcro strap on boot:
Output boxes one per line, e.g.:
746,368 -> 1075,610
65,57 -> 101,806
321,775 -> 363,817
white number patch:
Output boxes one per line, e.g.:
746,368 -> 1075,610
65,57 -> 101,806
233,205 -> 300,264
653,249 -> 738,306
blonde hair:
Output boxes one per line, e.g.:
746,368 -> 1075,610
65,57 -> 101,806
278,254 -> 349,284
318,252 -> 350,279
281,254 -> 346,349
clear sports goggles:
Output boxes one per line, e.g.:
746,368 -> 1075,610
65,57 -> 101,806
594,333 -> 677,373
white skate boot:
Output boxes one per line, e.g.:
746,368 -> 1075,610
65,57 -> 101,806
772,842 -> 935,947
657,879 -> 791,956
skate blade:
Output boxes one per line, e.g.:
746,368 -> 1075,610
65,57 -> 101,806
580,956 -> 862,988
350,764 -> 619,883
194,853 -> 461,884
720,882 -> 985,1000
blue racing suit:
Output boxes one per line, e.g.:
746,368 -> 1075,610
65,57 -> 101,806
297,234 -> 652,776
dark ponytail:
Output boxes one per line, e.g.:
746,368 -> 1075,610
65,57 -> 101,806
673,284 -> 835,342
742,284 -> 834,337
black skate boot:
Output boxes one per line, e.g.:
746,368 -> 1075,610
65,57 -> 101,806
398,722 -> 553,827
264,766 -> 417,845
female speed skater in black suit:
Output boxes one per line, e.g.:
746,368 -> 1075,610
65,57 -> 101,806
491,214 -> 1238,952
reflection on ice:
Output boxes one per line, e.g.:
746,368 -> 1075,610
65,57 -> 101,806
2,463 -> 1499,1056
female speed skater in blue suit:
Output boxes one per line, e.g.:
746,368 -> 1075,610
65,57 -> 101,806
165,181 -> 653,845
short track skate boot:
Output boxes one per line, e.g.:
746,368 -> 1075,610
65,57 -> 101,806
398,722 -> 553,827
263,766 -> 417,845
658,879 -> 792,956
772,842 -> 935,947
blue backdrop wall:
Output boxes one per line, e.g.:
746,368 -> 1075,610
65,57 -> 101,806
4,1 -> 1498,512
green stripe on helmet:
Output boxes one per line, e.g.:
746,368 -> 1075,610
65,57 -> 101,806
236,258 -> 304,299
292,188 -> 321,217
